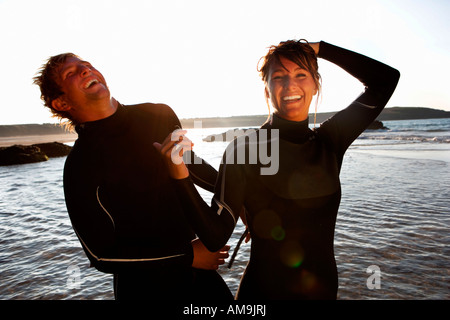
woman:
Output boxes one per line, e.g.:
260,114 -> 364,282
155,40 -> 400,299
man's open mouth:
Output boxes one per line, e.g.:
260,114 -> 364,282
84,79 -> 99,89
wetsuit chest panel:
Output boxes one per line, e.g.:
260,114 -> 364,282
258,138 -> 340,200
73,105 -> 194,250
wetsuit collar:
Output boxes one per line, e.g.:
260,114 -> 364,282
75,103 -> 128,137
265,113 -> 312,144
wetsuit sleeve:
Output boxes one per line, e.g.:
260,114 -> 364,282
165,106 -> 218,193
173,143 -> 244,252
185,151 -> 218,193
317,41 -> 400,155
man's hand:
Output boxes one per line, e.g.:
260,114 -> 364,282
191,238 -> 230,270
153,129 -> 192,179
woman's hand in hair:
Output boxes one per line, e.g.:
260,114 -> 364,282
308,42 -> 321,55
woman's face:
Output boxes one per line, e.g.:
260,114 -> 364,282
265,56 -> 317,122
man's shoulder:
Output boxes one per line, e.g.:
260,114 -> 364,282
124,102 -> 175,115
122,102 -> 181,128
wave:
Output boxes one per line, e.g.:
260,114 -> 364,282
358,134 -> 450,143
380,129 -> 449,133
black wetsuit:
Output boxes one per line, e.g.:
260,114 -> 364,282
63,103 -> 232,300
174,41 -> 400,299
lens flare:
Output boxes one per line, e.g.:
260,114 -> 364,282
252,209 -> 282,239
271,225 -> 285,241
280,240 -> 304,268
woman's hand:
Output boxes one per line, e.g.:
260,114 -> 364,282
308,42 -> 320,55
191,238 -> 230,270
153,129 -> 193,179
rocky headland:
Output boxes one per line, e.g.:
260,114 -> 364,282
0,142 -> 72,166
0,107 -> 447,164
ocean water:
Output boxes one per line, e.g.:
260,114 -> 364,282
0,118 -> 449,300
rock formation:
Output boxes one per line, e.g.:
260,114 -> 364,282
0,142 -> 72,166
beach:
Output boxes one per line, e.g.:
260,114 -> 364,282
0,118 -> 449,300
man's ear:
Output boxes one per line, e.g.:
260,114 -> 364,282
51,97 -> 71,111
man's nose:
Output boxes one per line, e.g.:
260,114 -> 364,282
79,65 -> 91,77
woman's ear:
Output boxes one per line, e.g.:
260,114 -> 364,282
264,87 -> 271,114
51,97 -> 71,111
264,86 -> 270,100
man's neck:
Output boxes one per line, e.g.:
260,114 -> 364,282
77,97 -> 119,123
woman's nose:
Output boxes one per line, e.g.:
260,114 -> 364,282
283,77 -> 294,89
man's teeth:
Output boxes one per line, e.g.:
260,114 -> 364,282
84,79 -> 99,89
283,95 -> 302,101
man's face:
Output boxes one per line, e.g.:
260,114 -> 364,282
55,56 -> 110,112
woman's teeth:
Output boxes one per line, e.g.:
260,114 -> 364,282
283,95 -> 302,101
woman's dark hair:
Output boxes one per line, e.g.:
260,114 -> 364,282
258,39 -> 321,88
257,39 -> 322,124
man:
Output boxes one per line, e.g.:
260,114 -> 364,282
33,53 -> 232,300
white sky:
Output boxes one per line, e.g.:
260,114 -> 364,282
0,0 -> 449,125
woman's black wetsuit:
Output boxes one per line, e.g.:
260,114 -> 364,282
174,41 -> 400,299
63,103 -> 232,300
